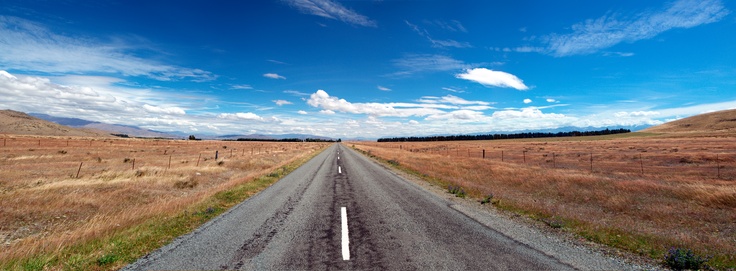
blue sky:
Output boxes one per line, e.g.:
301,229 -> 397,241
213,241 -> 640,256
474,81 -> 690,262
0,0 -> 734,138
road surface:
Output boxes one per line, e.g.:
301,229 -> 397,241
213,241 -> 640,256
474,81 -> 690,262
124,143 -> 634,270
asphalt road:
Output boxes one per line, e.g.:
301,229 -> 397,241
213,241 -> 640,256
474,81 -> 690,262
124,143 -> 633,270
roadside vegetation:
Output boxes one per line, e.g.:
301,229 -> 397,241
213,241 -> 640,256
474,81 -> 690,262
352,133 -> 736,270
0,135 -> 329,270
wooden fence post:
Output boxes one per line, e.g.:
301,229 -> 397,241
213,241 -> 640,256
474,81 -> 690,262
717,154 -> 720,179
482,149 -> 485,159
196,153 -> 201,167
523,151 -> 526,163
639,153 -> 644,175
501,151 -> 504,162
76,162 -> 83,178
553,153 -> 556,168
168,155 -> 172,169
590,153 -> 593,173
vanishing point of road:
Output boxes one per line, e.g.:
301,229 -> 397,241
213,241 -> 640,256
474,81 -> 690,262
124,144 -> 636,270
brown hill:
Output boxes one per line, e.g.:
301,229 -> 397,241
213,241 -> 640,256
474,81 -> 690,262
643,109 -> 736,133
0,110 -> 109,137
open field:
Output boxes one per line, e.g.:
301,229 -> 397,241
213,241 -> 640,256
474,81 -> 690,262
351,132 -> 736,269
0,135 -> 329,268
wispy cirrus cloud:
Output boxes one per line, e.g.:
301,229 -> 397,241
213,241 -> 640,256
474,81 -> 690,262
377,85 -> 391,91
284,0 -> 377,27
0,16 -> 216,81
390,54 -> 470,76
405,20 -> 472,48
541,0 -> 729,56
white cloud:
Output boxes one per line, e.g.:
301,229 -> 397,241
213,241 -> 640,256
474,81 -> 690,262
297,110 -> 308,115
541,0 -> 729,56
408,120 -> 419,125
546,98 -> 557,103
377,85 -> 391,91
284,90 -> 309,96
285,0 -> 377,27
614,111 -> 660,118
263,73 -> 286,80
456,68 -> 529,90
143,104 -> 186,115
442,87 -> 465,93
419,95 -> 490,106
603,52 -> 635,57
217,112 -> 266,121
231,84 -> 253,90
320,109 -> 336,114
523,99 -> 532,104
0,16 -> 215,81
273,100 -> 293,106
308,90 -> 460,118
425,110 -> 485,121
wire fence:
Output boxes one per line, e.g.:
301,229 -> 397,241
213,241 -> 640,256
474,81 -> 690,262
358,141 -> 736,180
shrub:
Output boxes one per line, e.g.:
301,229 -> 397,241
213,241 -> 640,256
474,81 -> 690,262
387,159 -> 400,166
174,177 -> 198,189
58,150 -> 67,154
447,185 -> 466,198
480,193 -> 494,204
96,253 -> 118,266
663,247 -> 709,271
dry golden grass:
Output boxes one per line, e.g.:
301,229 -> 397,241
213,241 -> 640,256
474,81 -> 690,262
351,133 -> 736,268
0,135 -> 328,262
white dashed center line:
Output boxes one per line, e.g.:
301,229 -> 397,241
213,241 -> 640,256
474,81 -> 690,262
338,166 -> 342,174
341,207 -> 350,261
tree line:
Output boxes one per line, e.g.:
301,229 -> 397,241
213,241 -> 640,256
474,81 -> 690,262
377,128 -> 631,142
231,138 -> 340,143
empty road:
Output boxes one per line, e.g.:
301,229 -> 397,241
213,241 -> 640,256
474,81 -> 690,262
124,144 -> 632,270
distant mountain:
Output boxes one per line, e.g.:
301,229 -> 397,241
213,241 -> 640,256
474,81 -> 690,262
643,109 -> 736,133
213,133 -> 335,141
0,110 -> 109,137
30,113 -> 179,138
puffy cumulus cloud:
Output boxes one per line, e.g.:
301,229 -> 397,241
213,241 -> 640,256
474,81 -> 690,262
217,112 -> 264,121
273,99 -> 293,106
0,16 -> 215,82
297,110 -> 308,115
523,99 -> 532,104
307,90 -> 444,117
408,120 -> 419,125
320,109 -> 336,114
456,68 -> 529,90
547,98 -> 557,103
263,73 -> 286,80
